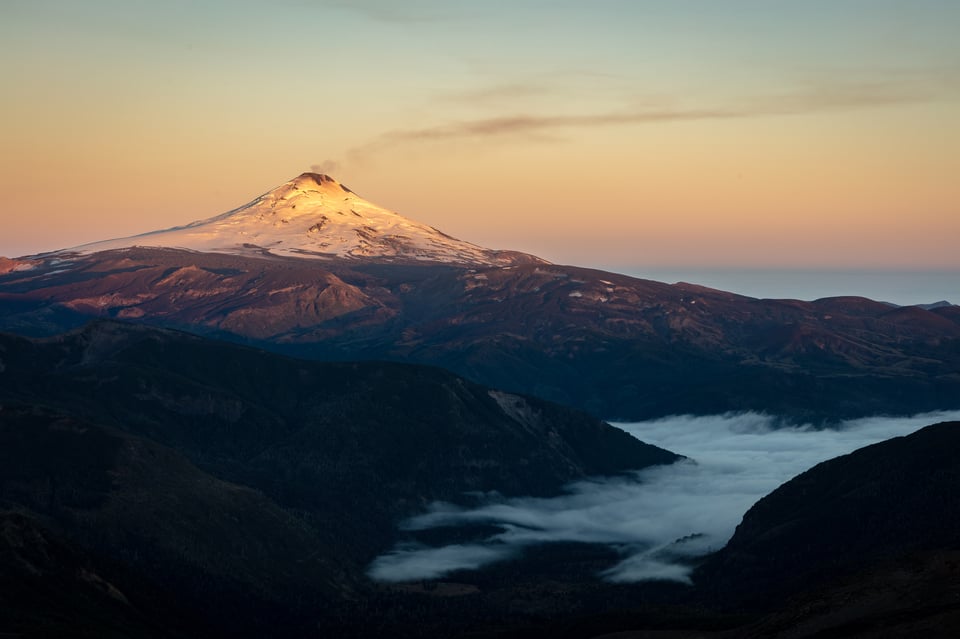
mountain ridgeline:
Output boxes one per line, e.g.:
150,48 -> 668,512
688,420 -> 960,639
698,420 -> 960,606
0,321 -> 679,635
2,173 -> 958,423
66,173 -> 543,267
3,173 -> 960,637
2,250 -> 959,422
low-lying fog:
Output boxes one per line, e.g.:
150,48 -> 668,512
369,410 -> 960,583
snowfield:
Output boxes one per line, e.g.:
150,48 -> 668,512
68,173 -> 541,267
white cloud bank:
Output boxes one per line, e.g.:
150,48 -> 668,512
368,411 -> 960,583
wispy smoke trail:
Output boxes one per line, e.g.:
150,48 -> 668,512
310,160 -> 341,175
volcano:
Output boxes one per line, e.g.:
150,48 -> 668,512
70,173 -> 542,266
2,172 -> 959,422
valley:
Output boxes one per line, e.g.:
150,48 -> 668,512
1,173 -> 958,637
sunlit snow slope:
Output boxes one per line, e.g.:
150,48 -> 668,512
70,173 -> 542,266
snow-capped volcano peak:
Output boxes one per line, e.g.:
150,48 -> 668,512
67,173 -> 543,266
275,172 -> 355,200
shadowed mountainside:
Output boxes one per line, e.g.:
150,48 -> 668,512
0,406 -> 338,638
0,321 -> 679,636
1,248 -> 958,422
697,420 -> 960,606
3,325 -> 959,636
594,421 -> 960,639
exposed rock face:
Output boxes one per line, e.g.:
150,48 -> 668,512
0,257 -> 31,274
2,248 -> 958,421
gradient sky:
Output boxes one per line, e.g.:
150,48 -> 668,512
2,0 -> 959,269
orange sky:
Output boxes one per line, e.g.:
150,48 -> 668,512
2,1 -> 958,268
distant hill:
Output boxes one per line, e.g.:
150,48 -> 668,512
2,248 -> 959,423
915,300 -> 955,310
681,421 -> 960,638
698,420 -> 960,604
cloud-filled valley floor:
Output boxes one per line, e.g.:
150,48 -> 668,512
369,410 -> 960,583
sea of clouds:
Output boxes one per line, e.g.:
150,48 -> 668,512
368,410 -> 960,583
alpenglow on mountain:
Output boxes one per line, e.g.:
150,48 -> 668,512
71,173 -> 543,266
3,171 -> 959,422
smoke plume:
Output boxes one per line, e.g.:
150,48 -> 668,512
310,160 -> 341,176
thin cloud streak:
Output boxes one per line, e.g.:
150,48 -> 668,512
437,83 -> 557,105
349,77 -> 947,160
369,543 -> 517,582
320,0 -> 468,24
